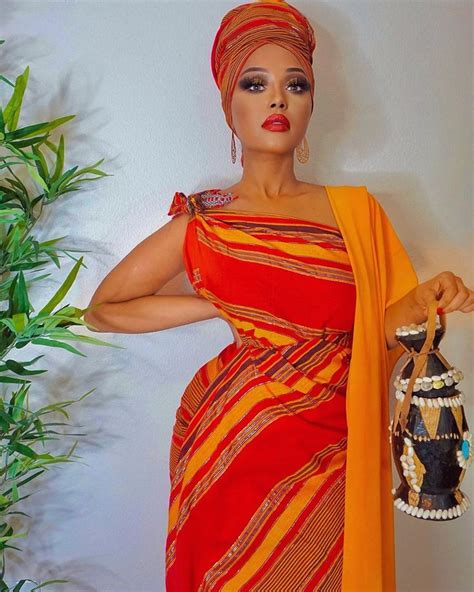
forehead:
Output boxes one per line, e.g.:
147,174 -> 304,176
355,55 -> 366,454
241,43 -> 303,71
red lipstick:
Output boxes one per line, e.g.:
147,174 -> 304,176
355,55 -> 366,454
262,114 -> 290,132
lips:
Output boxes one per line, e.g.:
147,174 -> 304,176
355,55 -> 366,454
262,114 -> 290,131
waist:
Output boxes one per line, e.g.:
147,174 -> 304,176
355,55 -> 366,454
239,327 -> 353,352
238,329 -> 352,395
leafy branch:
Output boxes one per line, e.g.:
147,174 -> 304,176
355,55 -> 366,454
0,38 -> 123,591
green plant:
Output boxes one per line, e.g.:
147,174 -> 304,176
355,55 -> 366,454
0,38 -> 124,591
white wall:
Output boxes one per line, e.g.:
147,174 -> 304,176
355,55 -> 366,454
1,1 -> 472,590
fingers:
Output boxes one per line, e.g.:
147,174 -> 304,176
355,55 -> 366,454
458,289 -> 474,313
436,272 -> 473,314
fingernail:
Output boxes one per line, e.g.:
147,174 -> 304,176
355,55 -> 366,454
437,307 -> 444,314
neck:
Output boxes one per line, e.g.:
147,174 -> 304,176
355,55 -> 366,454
237,148 -> 302,200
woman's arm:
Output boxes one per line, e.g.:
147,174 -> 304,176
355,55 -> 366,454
84,213 -> 220,333
367,190 -> 473,351
385,271 -> 474,350
85,294 -> 220,334
384,288 -> 425,350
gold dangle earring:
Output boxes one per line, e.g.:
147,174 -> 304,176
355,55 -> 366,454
231,131 -> 237,164
296,136 -> 309,164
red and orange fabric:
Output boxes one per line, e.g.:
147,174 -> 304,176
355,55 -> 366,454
164,185 -> 419,591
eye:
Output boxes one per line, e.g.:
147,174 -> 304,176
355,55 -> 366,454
238,76 -> 266,92
238,75 -> 310,94
287,77 -> 310,93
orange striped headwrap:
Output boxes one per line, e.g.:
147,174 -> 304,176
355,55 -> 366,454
211,0 -> 316,134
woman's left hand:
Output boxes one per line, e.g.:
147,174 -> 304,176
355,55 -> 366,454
412,271 -> 474,316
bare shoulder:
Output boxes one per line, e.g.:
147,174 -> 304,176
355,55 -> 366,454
299,182 -> 327,196
150,210 -> 193,262
218,181 -> 340,227
101,211 -> 193,302
222,181 -> 327,197
125,212 -> 193,283
298,182 -> 339,227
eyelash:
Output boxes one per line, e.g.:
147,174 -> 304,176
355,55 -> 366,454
238,76 -> 310,93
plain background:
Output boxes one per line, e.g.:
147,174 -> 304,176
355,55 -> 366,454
1,1 -> 472,590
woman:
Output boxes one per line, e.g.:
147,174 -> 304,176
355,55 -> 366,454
84,1 -> 473,590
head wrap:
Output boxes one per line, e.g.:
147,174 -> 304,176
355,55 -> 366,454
211,0 -> 316,135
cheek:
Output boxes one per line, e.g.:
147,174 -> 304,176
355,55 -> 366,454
297,94 -> 312,115
231,95 -> 262,134
231,98 -> 243,125
293,99 -> 312,130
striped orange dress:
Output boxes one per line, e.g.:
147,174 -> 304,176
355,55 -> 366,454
165,187 -> 356,591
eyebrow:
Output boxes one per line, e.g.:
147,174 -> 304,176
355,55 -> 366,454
240,67 -> 306,75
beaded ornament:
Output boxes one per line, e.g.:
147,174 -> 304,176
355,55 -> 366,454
167,188 -> 237,217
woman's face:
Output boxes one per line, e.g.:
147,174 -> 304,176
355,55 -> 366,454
230,43 -> 313,158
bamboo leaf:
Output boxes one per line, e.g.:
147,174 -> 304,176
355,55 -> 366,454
30,337 -> 87,357
49,165 -> 78,193
8,442 -> 37,459
30,578 -> 70,590
0,159 -> 25,169
2,142 -> 38,161
0,376 -> 31,385
46,330 -> 123,349
0,73 -> 15,88
0,318 -> 18,333
8,133 -> 49,148
1,470 -> 45,494
37,257 -> 84,315
3,66 -> 29,132
38,235 -> 68,247
51,134 -> 64,183
12,272 -> 31,315
6,114 -> 75,140
60,186 -> 80,195
43,139 -> 58,154
4,171 -> 28,194
0,532 -> 28,543
25,161 -> 48,191
10,389 -> 27,421
3,359 -> 47,376
32,144 -> 50,182
12,312 -> 28,333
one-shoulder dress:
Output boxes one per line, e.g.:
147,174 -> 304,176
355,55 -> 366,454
165,187 -> 357,591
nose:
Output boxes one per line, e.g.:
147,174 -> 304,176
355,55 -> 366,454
270,87 -> 286,110
270,100 -> 286,109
